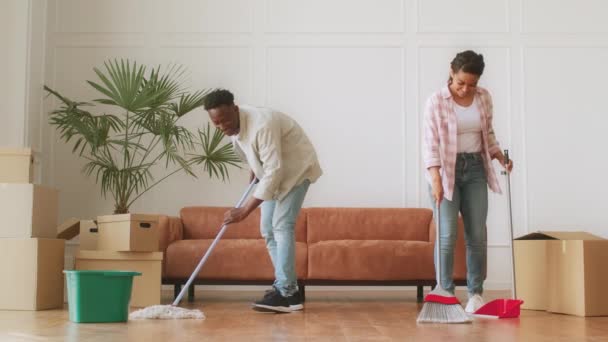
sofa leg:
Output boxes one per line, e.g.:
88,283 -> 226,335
174,284 -> 181,300
299,284 -> 306,302
417,285 -> 423,303
188,284 -> 195,302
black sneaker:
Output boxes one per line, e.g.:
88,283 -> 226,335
252,290 -> 291,313
286,292 -> 303,311
261,286 -> 278,299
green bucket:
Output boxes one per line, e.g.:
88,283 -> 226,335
64,270 -> 141,323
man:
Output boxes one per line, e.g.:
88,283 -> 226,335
203,89 -> 322,313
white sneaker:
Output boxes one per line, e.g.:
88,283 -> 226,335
465,294 -> 485,313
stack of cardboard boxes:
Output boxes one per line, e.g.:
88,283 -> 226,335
72,213 -> 164,307
0,148 -> 64,310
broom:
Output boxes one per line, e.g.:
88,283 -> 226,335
129,179 -> 258,320
417,200 -> 472,324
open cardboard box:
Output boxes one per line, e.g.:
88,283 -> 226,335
514,231 -> 608,317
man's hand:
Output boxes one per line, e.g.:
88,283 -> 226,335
223,207 -> 250,225
222,196 -> 264,225
249,170 -> 258,184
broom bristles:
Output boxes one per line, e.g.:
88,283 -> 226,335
416,286 -> 472,324
417,302 -> 472,324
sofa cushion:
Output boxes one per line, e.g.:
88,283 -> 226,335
308,240 -> 466,281
164,239 -> 307,280
307,208 -> 432,244
180,207 -> 307,242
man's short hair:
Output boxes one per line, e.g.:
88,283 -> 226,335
203,89 -> 234,110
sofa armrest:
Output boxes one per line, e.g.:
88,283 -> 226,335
158,215 -> 183,252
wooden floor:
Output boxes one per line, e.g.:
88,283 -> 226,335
0,289 -> 606,341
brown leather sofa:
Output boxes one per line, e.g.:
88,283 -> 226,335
159,207 -> 467,302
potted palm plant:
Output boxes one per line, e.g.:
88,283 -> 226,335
45,59 -> 240,251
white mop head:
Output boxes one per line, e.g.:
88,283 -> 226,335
129,305 -> 205,320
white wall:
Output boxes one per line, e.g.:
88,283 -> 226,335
43,0 -> 608,289
0,0 -> 29,147
0,0 -> 48,182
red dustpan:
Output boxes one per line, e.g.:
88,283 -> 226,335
473,150 -> 524,319
474,298 -> 524,319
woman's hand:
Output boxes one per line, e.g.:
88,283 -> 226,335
495,152 -> 514,173
431,177 -> 444,205
429,167 -> 443,204
501,158 -> 513,172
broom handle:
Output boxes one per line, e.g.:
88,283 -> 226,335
172,179 -> 258,306
502,149 -> 516,299
435,198 -> 442,289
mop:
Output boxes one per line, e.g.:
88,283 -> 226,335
473,150 -> 524,318
129,180 -> 258,319
417,200 -> 472,324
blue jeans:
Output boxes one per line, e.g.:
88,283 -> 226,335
260,179 -> 310,297
429,152 -> 488,296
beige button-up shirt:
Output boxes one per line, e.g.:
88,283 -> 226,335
232,105 -> 322,201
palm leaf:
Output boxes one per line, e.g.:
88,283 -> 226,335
45,60 -> 240,213
88,59 -> 156,112
189,124 -> 242,181
169,89 -> 210,117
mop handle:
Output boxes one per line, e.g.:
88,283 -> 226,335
502,149 -> 516,299
172,179 -> 258,306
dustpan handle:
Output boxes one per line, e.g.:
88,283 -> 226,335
172,179 -> 258,306
502,149 -> 516,299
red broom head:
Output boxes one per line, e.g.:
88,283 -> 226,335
424,293 -> 461,305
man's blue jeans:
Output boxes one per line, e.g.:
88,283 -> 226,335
260,180 -> 310,297
429,152 -> 488,296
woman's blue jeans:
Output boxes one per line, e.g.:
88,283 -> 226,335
429,152 -> 488,296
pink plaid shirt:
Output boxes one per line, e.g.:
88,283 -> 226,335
423,85 -> 502,201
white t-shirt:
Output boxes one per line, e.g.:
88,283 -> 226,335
455,100 -> 482,153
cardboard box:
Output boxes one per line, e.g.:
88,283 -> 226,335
57,218 -> 80,240
0,238 -> 65,310
514,231 -> 608,316
75,250 -> 163,307
97,214 -> 159,252
0,147 -> 34,183
514,232 -> 550,310
547,237 -> 608,316
79,220 -> 98,250
0,183 -> 59,239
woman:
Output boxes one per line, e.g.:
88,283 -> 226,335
423,50 -> 513,313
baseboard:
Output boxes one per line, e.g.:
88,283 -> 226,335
162,282 -> 512,292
